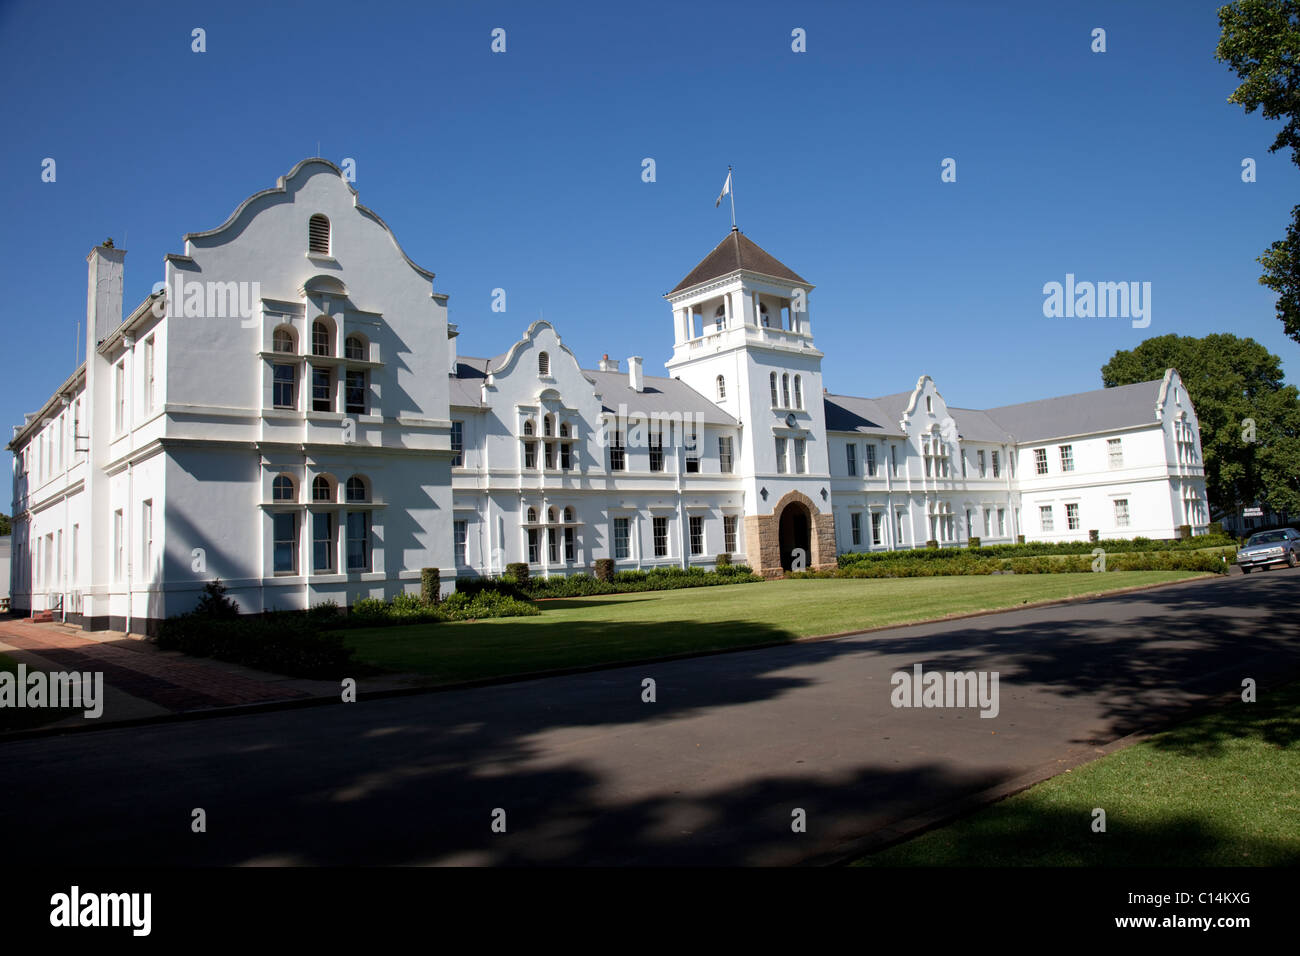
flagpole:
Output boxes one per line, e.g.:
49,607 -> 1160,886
728,165 -> 736,229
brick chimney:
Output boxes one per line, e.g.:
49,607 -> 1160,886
628,356 -> 644,392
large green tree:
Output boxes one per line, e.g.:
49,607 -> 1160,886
0,513 -> 9,536
1216,0 -> 1300,344
1102,333 -> 1300,517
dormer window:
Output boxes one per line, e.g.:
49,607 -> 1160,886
538,351 -> 550,376
309,214 -> 331,255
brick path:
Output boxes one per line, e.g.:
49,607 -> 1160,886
0,620 -> 309,712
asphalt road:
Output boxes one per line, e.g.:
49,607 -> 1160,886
4,569 -> 1297,866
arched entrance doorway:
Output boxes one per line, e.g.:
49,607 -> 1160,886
778,501 -> 812,570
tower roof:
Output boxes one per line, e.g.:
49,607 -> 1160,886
669,228 -> 808,294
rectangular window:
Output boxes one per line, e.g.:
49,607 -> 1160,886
775,437 -> 787,474
1059,445 -> 1074,473
114,361 -> 125,433
450,421 -> 464,467
1040,505 -> 1054,532
992,450 -> 1000,478
846,444 -> 856,476
609,429 -> 625,471
984,508 -> 991,535
793,438 -> 806,474
896,510 -> 905,544
312,366 -> 332,412
614,517 -> 630,560
528,528 -> 540,564
891,445 -> 898,477
273,512 -> 297,574
649,426 -> 664,472
685,426 -> 700,473
345,369 -> 367,415
548,527 -> 559,563
564,526 -> 575,563
544,442 -> 554,469
653,517 -> 668,558
1108,438 -> 1123,469
454,520 -> 468,564
978,450 -> 986,477
524,440 -> 537,469
866,444 -> 877,477
689,516 -> 704,556
1034,448 -> 1048,475
346,511 -> 371,571
141,499 -> 153,571
723,515 -> 737,553
997,509 -> 1006,536
143,335 -> 156,413
1114,498 -> 1130,528
273,364 -> 296,409
313,512 -> 335,572
71,524 -> 79,585
560,442 -> 572,470
871,512 -> 883,546
1066,502 -> 1080,530
719,436 -> 734,474
113,509 -> 123,581
850,512 -> 861,546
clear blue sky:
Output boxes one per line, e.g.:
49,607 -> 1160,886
2,0 -> 1297,458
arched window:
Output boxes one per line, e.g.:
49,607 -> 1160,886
926,396 -> 933,413
312,320 -> 331,357
782,373 -> 791,408
538,351 -> 550,376
548,507 -> 557,524
345,476 -> 369,502
563,507 -> 574,523
770,372 -> 778,407
714,305 -> 725,331
526,507 -> 537,524
717,375 -> 726,400
309,214 -> 331,255
544,415 -> 553,437
272,475 -> 295,501
794,375 -> 803,409
523,420 -> 534,436
344,335 -> 365,360
559,422 -> 570,438
312,476 -> 334,502
273,327 -> 296,354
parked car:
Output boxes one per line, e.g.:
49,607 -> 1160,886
1237,528 -> 1300,572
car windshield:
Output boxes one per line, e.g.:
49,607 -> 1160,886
1246,531 -> 1286,545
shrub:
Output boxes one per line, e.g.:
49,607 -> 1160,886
506,562 -> 530,584
1017,534 -> 1026,544
926,539 -> 939,549
194,579 -> 240,619
441,590 -> 540,619
1089,529 -> 1099,543
1177,524 -> 1192,539
593,558 -> 615,581
967,537 -> 980,549
156,612 -> 356,678
455,576 -> 531,601
421,567 -> 440,605
715,552 -> 732,567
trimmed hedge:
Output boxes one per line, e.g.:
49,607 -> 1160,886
455,564 -> 763,600
156,610 -> 357,678
793,548 -> 1231,580
838,534 -> 1237,567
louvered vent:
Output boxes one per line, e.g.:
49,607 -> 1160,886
308,214 -> 330,254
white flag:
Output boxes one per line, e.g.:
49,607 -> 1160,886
715,170 -> 731,208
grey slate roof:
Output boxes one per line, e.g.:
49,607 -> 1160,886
584,370 -> 738,426
452,358 -> 738,426
669,229 -> 808,294
981,379 -> 1163,442
823,394 -> 905,437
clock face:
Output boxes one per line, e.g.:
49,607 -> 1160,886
785,413 -> 798,428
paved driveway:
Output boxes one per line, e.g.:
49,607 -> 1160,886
2,570 -> 1296,865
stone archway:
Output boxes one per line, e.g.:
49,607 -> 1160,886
744,490 -> 838,577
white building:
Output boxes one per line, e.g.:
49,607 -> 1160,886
8,159 -> 1209,632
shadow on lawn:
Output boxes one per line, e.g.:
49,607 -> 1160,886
4,571 -> 1300,866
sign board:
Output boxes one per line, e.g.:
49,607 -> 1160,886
1243,507 -> 1263,517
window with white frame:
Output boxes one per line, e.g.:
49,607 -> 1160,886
850,512 -> 861,546
871,512 -> 883,546
114,361 -> 126,433
311,366 -> 332,412
866,444 -> 877,477
716,375 -> 726,400
451,421 -> 464,467
689,516 -> 704,556
1108,438 -> 1123,468
992,450 -> 1000,477
274,363 -> 297,409
345,368 -> 367,415
793,375 -> 803,409
312,320 -> 331,357
723,515 -> 737,553
782,374 -> 791,408
846,443 -> 856,476
653,516 -> 669,557
143,335 -> 155,413
141,499 -> 153,571
1034,448 -> 1048,475
1065,502 -> 1080,530
769,373 -> 778,407
313,512 -> 335,572
1114,498 -> 1130,528
273,511 -> 297,574
793,438 -> 806,474
775,437 -> 787,474
1059,445 -> 1074,472
346,511 -> 371,571
977,449 -> 986,477
718,436 -> 734,473
113,509 -> 123,581
685,425 -> 700,473
608,425 -> 626,471
614,517 -> 630,559
1039,505 -> 1054,532
997,508 -> 1006,536
454,520 -> 468,564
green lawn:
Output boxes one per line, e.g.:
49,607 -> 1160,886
856,680 -> 1300,866
341,571 -> 1206,684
